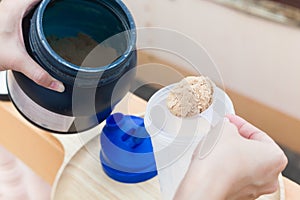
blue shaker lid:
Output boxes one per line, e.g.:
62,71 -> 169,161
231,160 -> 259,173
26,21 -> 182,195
100,113 -> 157,183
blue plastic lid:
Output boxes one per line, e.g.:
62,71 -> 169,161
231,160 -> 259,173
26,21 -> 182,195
100,113 -> 157,183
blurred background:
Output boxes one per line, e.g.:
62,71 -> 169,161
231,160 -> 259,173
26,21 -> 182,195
124,0 -> 300,184
1,0 -> 300,199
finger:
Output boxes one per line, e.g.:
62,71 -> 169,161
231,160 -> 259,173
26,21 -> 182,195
259,180 -> 279,195
23,0 -> 42,16
14,53 -> 65,93
226,114 -> 274,143
2,0 -> 40,16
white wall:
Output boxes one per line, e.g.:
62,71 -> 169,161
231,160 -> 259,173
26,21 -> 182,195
124,0 -> 300,120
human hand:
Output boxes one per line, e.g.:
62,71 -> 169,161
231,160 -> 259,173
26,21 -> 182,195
0,0 -> 64,92
174,115 -> 288,200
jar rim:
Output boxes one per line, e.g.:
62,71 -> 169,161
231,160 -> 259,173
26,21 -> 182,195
36,0 -> 137,73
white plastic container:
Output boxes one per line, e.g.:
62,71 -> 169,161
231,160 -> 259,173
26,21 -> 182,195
144,84 -> 235,200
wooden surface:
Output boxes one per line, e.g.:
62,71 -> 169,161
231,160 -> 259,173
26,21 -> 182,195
52,133 -> 161,200
1,93 -> 300,199
51,129 -> 284,200
51,92 -> 163,200
0,101 -> 64,184
50,93 -> 298,200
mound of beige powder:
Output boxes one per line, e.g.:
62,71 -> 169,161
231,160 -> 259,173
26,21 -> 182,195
166,76 -> 214,117
47,33 -> 117,68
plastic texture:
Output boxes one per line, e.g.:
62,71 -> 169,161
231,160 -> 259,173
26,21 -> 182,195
144,84 -> 235,200
8,0 -> 137,133
100,113 -> 157,183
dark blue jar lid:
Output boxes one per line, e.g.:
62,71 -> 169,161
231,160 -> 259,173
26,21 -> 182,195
100,113 -> 157,183
29,0 -> 137,87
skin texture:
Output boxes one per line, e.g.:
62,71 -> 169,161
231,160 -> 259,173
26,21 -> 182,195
0,0 -> 64,92
0,1 -> 288,199
174,115 -> 288,200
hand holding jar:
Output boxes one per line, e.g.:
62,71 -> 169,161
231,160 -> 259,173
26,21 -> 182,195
0,0 -> 64,92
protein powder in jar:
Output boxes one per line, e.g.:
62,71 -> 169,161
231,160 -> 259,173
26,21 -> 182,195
7,0 -> 137,133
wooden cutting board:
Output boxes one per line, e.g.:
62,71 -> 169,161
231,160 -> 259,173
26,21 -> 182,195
51,93 -> 285,200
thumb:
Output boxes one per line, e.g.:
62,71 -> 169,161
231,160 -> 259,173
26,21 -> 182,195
226,114 -> 274,143
14,53 -> 65,93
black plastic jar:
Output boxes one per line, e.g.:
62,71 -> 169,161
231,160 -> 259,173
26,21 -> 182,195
7,0 -> 137,133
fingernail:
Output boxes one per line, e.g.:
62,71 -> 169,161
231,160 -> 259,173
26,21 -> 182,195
50,81 -> 65,93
